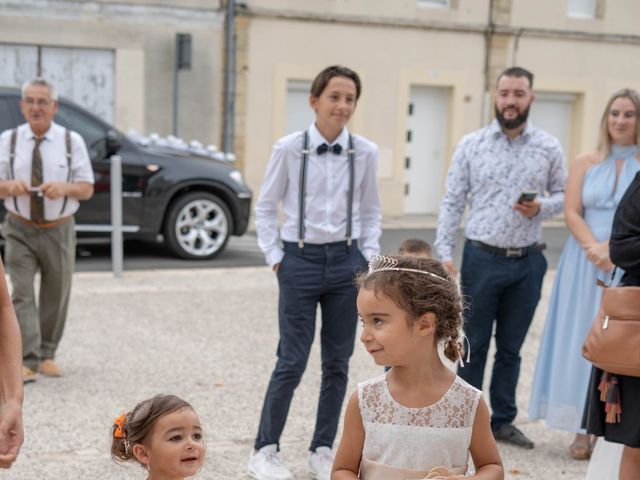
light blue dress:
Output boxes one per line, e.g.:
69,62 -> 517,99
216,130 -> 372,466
528,144 -> 640,432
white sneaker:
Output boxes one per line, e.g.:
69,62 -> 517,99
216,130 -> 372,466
248,444 -> 294,480
308,446 -> 333,480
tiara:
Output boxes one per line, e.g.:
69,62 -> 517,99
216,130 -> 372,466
367,254 -> 447,281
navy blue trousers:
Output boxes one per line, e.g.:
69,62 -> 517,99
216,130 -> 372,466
457,240 -> 547,427
255,241 -> 368,451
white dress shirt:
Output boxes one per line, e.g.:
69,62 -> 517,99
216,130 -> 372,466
255,124 -> 381,267
0,121 -> 94,221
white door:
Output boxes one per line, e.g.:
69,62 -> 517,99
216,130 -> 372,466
42,47 -> 115,124
404,85 -> 450,214
529,92 -> 576,161
0,44 -> 115,123
0,45 -> 38,87
285,80 -> 314,135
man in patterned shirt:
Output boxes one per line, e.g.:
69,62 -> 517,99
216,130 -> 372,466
435,66 -> 567,449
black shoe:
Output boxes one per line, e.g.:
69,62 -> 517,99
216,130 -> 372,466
492,424 -> 534,449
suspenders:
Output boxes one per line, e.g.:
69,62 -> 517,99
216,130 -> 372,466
59,129 -> 72,216
8,127 -> 72,218
346,134 -> 355,245
297,130 -> 355,248
9,129 -> 19,215
298,131 -> 310,248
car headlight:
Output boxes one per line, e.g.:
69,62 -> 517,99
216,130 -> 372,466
229,169 -> 245,187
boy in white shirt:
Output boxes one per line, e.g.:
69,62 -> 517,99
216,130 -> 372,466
250,65 -> 381,480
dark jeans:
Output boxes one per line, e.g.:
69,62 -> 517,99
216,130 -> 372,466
255,240 -> 368,452
457,240 -> 547,427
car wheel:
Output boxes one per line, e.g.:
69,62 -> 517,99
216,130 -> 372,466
164,192 -> 232,259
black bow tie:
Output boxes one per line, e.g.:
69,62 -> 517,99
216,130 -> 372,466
316,143 -> 342,155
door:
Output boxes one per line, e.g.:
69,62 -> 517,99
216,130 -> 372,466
404,85 -> 450,214
0,45 -> 38,87
0,44 -> 115,123
41,47 -> 115,124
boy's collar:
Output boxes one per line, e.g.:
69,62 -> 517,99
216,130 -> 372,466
309,123 -> 349,148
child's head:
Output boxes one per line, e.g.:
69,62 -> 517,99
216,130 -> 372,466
356,255 -> 463,364
310,66 -> 361,138
398,238 -> 432,258
310,65 -> 361,101
111,394 -> 205,479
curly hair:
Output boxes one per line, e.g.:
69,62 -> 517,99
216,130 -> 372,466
357,256 -> 464,362
110,394 -> 193,464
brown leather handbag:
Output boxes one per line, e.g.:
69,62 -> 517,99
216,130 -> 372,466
582,283 -> 640,377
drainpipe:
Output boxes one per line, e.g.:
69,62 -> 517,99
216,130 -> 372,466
482,0 -> 495,125
222,0 -> 236,158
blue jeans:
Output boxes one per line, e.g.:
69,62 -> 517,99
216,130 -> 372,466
457,240 -> 547,427
255,241 -> 368,451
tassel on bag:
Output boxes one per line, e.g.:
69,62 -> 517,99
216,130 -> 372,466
598,372 -> 622,424
598,371 -> 610,402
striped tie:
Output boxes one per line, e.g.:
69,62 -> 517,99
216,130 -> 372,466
31,137 -> 45,223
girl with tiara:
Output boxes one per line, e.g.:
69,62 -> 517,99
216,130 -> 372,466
110,394 -> 206,480
332,256 -> 503,479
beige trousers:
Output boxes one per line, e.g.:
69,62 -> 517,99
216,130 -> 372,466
3,215 -> 75,371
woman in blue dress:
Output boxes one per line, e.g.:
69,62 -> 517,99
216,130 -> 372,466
528,89 -> 640,460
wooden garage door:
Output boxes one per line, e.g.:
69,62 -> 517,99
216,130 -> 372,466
0,44 -> 114,123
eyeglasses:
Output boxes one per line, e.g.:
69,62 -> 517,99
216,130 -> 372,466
23,98 -> 53,107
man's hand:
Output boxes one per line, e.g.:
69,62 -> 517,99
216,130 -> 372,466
39,182 -> 68,200
442,260 -> 458,277
513,199 -> 541,218
0,402 -> 24,468
4,181 -> 29,197
273,263 -> 280,273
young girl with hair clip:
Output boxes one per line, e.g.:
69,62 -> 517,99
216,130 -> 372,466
332,256 -> 503,480
110,394 -> 205,480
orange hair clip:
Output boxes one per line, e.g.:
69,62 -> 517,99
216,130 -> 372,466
113,412 -> 126,438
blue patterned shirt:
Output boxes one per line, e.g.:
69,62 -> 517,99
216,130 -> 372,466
435,120 -> 567,261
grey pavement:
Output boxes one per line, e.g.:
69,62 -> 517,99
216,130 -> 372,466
2,266 -> 589,479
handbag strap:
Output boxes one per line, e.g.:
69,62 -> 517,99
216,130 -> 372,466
596,267 -> 618,288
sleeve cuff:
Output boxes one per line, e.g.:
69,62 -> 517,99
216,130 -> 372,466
266,249 -> 285,268
536,199 -> 556,220
436,248 -> 454,262
361,248 -> 376,262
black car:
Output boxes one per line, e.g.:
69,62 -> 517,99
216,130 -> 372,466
0,87 -> 252,259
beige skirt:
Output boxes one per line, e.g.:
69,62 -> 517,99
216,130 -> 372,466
359,458 -> 467,479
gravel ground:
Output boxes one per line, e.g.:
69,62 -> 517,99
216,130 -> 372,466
2,267 -> 590,479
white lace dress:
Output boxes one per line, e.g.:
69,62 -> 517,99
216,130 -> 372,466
358,374 -> 482,479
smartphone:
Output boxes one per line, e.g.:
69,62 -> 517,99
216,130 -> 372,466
517,191 -> 537,204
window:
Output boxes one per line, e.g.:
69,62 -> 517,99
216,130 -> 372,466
55,103 -> 108,160
0,99 -> 19,133
285,80 -> 314,135
528,92 -> 577,161
417,0 -> 450,8
567,0 -> 597,18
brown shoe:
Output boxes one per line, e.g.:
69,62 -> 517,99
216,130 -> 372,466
569,434 -> 592,460
23,366 -> 38,383
40,359 -> 63,377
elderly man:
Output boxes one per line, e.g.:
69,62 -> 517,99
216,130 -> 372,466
435,66 -> 567,449
0,78 -> 94,383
